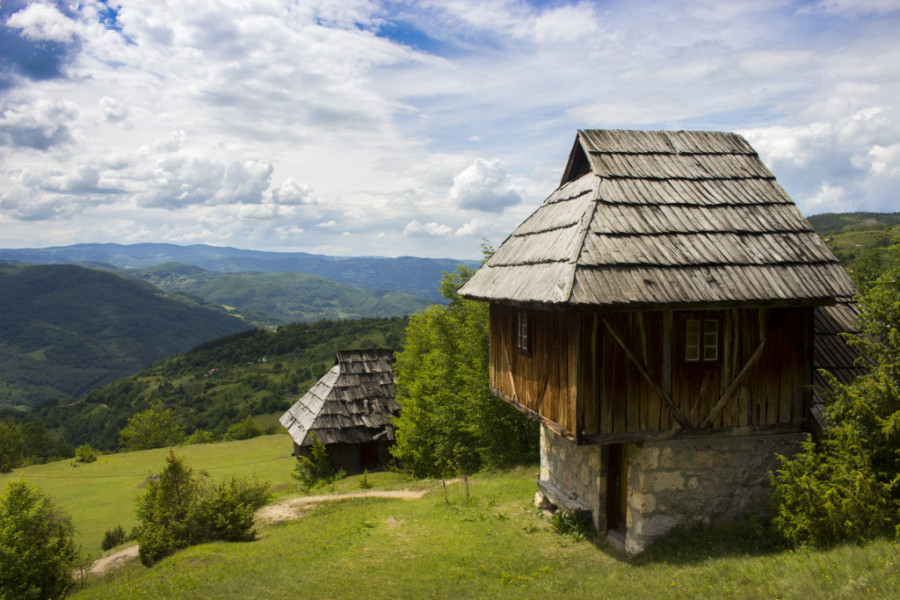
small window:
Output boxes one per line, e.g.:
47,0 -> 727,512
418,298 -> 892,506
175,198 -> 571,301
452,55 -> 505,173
685,317 -> 718,363
517,312 -> 530,355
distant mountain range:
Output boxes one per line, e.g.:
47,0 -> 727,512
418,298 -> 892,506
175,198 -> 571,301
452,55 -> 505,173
0,263 -> 251,409
0,243 -> 478,302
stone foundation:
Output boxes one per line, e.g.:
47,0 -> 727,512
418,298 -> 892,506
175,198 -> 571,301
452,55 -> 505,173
539,425 -> 803,554
540,426 -> 606,531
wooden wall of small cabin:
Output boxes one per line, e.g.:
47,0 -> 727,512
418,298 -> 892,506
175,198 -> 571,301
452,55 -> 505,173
489,304 -> 813,441
489,304 -> 581,437
585,307 -> 813,436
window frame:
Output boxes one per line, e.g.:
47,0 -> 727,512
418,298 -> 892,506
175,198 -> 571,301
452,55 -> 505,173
516,311 -> 531,356
680,312 -> 721,365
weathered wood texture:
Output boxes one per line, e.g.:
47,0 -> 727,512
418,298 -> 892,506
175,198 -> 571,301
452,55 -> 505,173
280,349 -> 400,447
490,305 -> 580,437
491,304 -> 812,440
459,130 -> 856,308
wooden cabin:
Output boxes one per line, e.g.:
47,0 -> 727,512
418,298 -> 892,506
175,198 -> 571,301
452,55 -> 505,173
280,349 -> 400,474
458,129 -> 857,553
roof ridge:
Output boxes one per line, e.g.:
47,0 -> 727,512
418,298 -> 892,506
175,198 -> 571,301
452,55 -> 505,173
562,178 -> 603,303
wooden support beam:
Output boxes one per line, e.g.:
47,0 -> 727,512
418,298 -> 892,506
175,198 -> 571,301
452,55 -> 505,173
581,422 -> 803,446
701,309 -> 767,429
602,317 -> 692,429
490,388 -> 578,442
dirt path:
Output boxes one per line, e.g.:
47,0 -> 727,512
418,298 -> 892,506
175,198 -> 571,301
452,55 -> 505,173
88,544 -> 140,576
88,489 -> 429,575
256,489 -> 428,525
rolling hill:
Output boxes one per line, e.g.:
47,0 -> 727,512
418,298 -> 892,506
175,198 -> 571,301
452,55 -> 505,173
0,263 -> 252,410
125,262 -> 430,325
0,242 -> 478,302
27,316 -> 409,450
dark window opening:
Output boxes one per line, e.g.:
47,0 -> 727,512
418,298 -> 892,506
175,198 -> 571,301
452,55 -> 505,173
517,311 -> 530,355
685,317 -> 719,363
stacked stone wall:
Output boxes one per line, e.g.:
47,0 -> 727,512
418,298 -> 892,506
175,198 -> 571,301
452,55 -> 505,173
624,433 -> 803,554
540,426 -> 605,531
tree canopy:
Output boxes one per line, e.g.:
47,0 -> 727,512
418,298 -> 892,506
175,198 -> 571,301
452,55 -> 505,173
392,251 -> 539,479
0,479 -> 76,599
771,245 -> 900,546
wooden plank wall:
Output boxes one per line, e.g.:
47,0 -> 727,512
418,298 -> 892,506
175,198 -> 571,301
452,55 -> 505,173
489,305 -> 580,436
589,307 -> 812,435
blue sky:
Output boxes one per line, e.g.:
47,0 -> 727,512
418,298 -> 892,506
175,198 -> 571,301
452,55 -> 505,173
0,0 -> 898,258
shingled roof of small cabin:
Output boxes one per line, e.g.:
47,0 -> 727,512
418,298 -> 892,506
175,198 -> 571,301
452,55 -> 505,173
458,129 -> 856,309
279,349 -> 399,447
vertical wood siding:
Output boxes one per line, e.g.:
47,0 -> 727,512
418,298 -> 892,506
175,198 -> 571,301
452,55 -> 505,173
490,304 -> 812,439
490,304 -> 581,436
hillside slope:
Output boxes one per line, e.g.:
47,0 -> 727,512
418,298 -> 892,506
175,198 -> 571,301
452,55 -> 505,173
126,262 -> 430,325
30,316 -> 408,449
0,263 -> 251,409
0,242 -> 478,301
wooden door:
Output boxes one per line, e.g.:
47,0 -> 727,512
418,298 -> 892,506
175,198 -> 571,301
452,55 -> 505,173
361,442 -> 378,469
606,444 -> 628,535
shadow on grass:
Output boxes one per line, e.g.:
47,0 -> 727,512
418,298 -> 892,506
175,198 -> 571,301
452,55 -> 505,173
632,515 -> 790,566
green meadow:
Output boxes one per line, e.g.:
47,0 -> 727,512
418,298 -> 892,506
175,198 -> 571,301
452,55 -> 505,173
0,434 -> 298,556
3,437 -> 898,599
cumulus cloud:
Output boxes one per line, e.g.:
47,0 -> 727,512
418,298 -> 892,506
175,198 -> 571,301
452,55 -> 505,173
404,220 -> 452,237
448,158 -> 521,212
136,155 -> 273,208
6,2 -> 80,43
0,99 -> 78,149
269,178 -> 314,205
455,218 -> 488,237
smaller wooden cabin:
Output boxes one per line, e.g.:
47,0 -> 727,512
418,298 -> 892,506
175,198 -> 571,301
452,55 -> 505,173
280,349 -> 399,474
459,129 -> 858,553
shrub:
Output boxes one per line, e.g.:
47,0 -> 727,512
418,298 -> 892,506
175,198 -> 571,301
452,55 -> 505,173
291,432 -> 334,492
101,524 -> 127,551
75,443 -> 97,463
185,429 -> 217,445
771,250 -> 900,546
0,479 -> 77,599
224,416 -> 264,441
359,470 -> 373,490
135,450 -> 270,566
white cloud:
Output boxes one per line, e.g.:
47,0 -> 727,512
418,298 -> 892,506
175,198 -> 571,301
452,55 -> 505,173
1,0 -> 899,256
0,100 -> 79,150
6,2 -> 80,42
403,220 -> 452,237
448,158 -> 521,212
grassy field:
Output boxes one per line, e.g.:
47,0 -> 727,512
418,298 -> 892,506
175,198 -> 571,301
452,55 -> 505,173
62,466 -> 899,599
4,438 -> 898,598
0,434 -> 299,556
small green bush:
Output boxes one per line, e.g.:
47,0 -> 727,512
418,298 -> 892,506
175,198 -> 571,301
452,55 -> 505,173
359,470 -> 373,490
75,443 -> 97,463
291,432 -> 334,492
101,524 -> 127,551
135,450 -> 270,566
185,429 -> 217,445
224,416 -> 264,441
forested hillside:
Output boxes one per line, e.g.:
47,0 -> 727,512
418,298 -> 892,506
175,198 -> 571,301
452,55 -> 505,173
0,263 -> 251,410
0,243 -> 478,302
28,317 -> 408,450
808,212 -> 900,286
125,262 -> 430,326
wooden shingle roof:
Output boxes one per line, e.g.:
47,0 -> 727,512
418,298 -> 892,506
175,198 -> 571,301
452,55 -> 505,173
459,129 -> 856,309
279,349 -> 399,447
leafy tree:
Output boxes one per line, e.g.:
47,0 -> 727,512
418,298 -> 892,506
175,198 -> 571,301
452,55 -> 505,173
771,247 -> 900,546
0,422 -> 24,473
392,247 -> 539,481
135,450 -> 269,566
74,443 -> 97,463
119,400 -> 184,450
0,479 -> 77,599
224,415 -> 264,441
